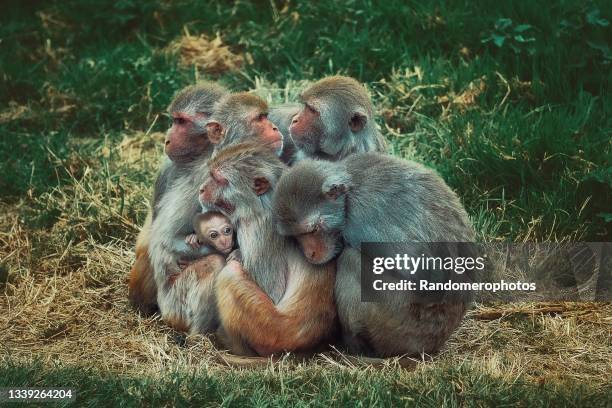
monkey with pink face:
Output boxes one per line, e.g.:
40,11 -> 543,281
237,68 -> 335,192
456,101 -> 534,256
273,153 -> 476,358
289,75 -> 387,161
199,143 -> 338,356
185,211 -> 236,256
129,82 -> 229,316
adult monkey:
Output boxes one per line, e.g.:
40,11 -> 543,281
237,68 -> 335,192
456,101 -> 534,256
269,103 -> 301,164
148,93 -> 289,334
273,154 -> 476,357
206,92 -> 284,156
129,82 -> 229,315
289,76 -> 387,161
199,143 -> 337,356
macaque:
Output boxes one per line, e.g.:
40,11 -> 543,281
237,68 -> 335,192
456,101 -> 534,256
206,92 -> 284,158
147,93 -> 293,334
272,153 -> 476,357
269,103 -> 301,164
186,211 -> 235,256
199,142 -> 337,356
129,81 -> 229,315
289,76 -> 387,160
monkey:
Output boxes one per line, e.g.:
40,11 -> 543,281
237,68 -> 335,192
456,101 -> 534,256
147,93 -> 294,334
152,82 -> 230,216
289,76 -> 388,161
128,81 -> 229,315
269,103 -> 301,164
206,92 -> 284,159
272,153 -> 476,358
199,142 -> 337,356
185,211 -> 235,256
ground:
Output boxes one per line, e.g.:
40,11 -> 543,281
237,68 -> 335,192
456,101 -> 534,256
0,1 -> 610,405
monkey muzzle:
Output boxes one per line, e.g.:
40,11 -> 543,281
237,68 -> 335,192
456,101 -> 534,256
297,230 -> 341,265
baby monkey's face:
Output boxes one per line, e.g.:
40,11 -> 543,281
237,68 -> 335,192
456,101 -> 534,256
200,215 -> 234,254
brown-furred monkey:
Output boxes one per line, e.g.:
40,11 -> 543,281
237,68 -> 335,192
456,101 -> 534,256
147,93 -> 292,334
289,76 -> 387,161
186,211 -> 235,256
199,143 -> 337,356
273,153 -> 476,358
129,82 -> 229,315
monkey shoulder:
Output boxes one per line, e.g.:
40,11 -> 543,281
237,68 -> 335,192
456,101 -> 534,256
151,177 -> 203,241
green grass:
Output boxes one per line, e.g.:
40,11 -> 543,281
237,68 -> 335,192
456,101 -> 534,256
1,360 -> 609,407
1,0 -> 610,242
1,0 -> 611,405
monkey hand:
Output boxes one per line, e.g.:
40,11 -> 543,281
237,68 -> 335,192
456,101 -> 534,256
227,249 -> 243,264
222,254 -> 249,280
185,233 -> 201,249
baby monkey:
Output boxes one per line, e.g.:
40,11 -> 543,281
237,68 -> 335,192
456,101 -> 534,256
185,211 -> 235,256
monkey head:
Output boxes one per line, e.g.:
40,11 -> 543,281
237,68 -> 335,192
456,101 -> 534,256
199,143 -> 286,222
194,212 -> 234,254
205,93 -> 284,156
289,76 -> 373,158
273,161 -> 348,264
165,82 -> 229,163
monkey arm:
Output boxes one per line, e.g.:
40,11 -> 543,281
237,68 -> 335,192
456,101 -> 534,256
215,261 -> 334,356
171,236 -> 216,255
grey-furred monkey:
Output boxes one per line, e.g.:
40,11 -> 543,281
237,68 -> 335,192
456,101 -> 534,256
199,142 -> 337,356
148,91 -> 291,334
129,81 -> 229,316
272,153 -> 476,357
289,76 -> 387,161
269,103 -> 301,165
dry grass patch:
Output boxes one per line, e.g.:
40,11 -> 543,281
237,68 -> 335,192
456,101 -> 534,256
0,102 -> 31,124
0,105 -> 609,386
166,28 -> 248,76
1,189 -> 610,384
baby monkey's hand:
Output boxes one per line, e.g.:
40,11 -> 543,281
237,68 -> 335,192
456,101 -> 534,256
185,233 -> 201,249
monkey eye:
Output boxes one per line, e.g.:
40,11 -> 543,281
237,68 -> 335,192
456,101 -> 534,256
173,117 -> 187,125
223,226 -> 232,235
257,113 -> 268,121
312,225 -> 320,233
209,231 -> 219,240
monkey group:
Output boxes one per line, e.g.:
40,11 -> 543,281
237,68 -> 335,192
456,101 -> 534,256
128,76 -> 476,358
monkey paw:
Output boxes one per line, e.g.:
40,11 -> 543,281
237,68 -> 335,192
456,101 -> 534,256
227,249 -> 243,264
185,233 -> 201,249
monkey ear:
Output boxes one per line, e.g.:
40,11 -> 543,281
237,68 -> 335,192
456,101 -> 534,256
253,177 -> 270,196
349,110 -> 368,133
206,121 -> 225,144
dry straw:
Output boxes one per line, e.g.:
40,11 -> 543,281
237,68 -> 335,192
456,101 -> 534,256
165,27 -> 248,76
